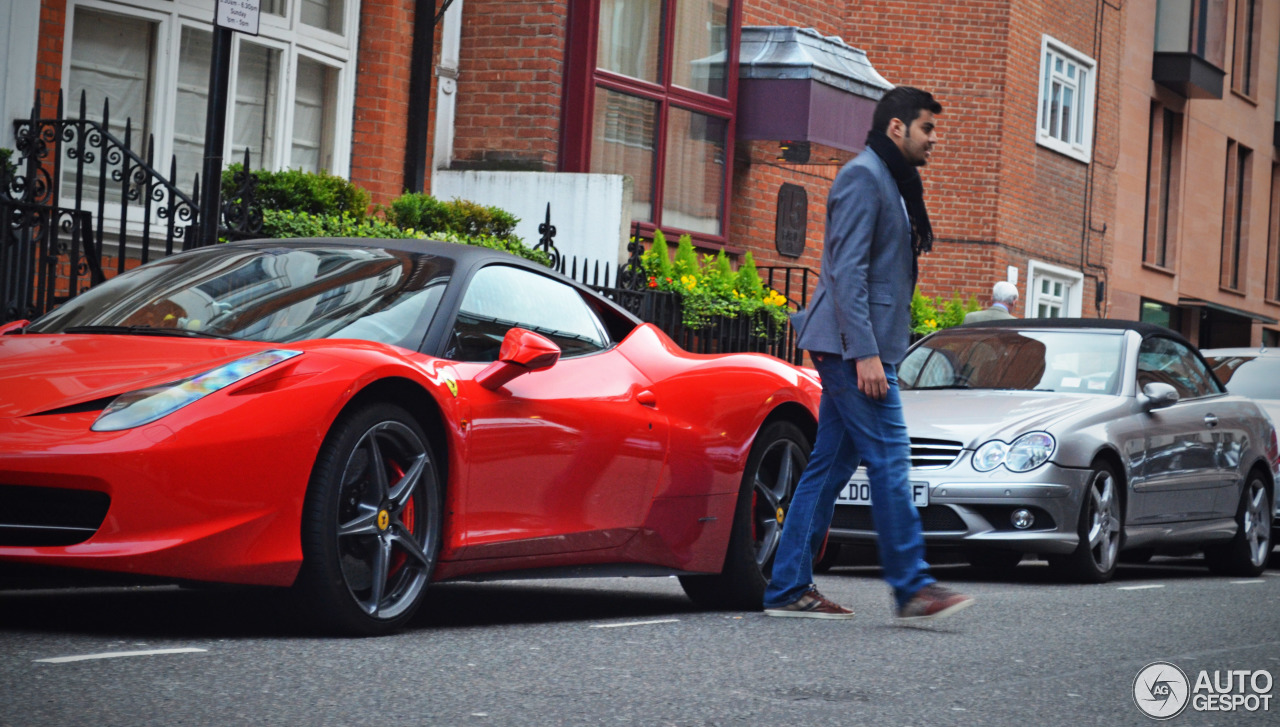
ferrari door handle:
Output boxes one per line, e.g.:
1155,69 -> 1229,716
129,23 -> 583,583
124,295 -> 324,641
636,389 -> 658,407
1204,414 -> 1219,427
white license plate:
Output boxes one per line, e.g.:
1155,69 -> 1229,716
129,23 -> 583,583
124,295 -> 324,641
836,479 -> 929,507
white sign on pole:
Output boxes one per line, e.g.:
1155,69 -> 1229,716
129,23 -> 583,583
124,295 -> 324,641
216,0 -> 261,35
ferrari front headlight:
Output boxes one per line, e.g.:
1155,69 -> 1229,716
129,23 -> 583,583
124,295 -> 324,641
92,349 -> 302,432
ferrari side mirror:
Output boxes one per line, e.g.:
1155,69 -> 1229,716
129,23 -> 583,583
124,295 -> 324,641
0,319 -> 29,335
1141,382 -> 1179,411
475,328 -> 561,390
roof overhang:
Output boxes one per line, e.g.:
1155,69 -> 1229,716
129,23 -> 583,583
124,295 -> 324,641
736,27 -> 892,154
1178,297 -> 1278,324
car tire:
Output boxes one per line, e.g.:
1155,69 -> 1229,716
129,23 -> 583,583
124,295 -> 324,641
294,403 -> 441,636
1050,460 -> 1122,584
679,420 -> 810,610
1205,473 -> 1272,578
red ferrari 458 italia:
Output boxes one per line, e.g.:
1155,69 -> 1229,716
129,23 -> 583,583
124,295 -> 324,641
0,239 -> 820,634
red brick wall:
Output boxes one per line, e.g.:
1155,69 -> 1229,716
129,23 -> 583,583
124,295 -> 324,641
838,0 -> 1119,316
37,0 -> 66,117
742,0 -> 844,37
350,0 -> 419,204
450,0 -> 569,171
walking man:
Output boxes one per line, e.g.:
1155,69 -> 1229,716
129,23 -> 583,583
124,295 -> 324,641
763,86 -> 974,623
964,280 -> 1019,323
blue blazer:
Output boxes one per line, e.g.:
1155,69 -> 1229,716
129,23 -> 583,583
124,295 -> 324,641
791,148 -> 916,365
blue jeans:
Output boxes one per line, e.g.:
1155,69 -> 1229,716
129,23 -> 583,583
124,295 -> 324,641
762,354 -> 934,609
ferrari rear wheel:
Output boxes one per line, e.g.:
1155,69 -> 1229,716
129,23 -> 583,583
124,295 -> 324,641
296,403 -> 441,636
679,420 -> 810,610
1205,473 -> 1272,577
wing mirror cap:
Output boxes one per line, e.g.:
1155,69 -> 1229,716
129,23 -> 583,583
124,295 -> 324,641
0,319 -> 30,335
1142,382 -> 1179,410
476,328 -> 561,390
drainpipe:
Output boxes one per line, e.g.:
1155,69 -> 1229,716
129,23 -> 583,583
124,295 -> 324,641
404,0 -> 455,193
431,0 -> 463,182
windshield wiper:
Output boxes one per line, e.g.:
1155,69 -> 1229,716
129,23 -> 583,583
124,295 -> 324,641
63,325 -> 239,340
908,384 -> 974,390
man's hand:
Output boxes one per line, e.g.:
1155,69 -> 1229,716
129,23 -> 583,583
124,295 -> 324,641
856,355 -> 888,400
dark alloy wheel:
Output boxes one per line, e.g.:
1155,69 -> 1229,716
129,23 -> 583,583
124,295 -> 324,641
1206,473 -> 1272,577
1050,460 -> 1122,584
680,420 -> 810,610
296,403 -> 441,635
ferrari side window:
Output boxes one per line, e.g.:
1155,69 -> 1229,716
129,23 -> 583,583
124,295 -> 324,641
448,265 -> 609,362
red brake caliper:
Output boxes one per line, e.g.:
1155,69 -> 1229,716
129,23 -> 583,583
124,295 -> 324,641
388,460 -> 414,577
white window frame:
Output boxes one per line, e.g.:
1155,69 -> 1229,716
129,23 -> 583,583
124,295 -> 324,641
1036,35 -> 1095,163
1026,259 -> 1084,318
62,0 -> 360,189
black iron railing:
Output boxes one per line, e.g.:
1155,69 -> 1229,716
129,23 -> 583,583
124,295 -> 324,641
1,91 -> 264,322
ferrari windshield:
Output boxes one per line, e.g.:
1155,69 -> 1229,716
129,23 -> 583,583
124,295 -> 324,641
900,328 -> 1125,394
27,244 -> 453,347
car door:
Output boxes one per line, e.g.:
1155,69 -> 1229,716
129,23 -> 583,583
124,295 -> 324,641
1130,337 -> 1241,523
443,264 -> 669,558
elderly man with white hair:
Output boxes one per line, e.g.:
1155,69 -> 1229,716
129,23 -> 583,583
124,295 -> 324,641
964,281 -> 1019,323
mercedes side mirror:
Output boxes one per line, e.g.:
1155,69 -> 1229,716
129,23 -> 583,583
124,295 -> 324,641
1141,382 -> 1179,411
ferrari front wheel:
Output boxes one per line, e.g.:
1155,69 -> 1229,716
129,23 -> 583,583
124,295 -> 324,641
296,403 -> 441,635
679,420 -> 810,610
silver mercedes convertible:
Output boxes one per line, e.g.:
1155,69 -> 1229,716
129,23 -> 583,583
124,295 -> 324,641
826,319 -> 1277,583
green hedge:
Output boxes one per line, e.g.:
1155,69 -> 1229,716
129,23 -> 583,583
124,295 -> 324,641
220,167 -> 548,265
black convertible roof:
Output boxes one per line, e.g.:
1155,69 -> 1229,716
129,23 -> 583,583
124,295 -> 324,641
958,317 -> 1194,346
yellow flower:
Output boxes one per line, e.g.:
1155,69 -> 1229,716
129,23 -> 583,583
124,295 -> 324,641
925,319 -> 937,328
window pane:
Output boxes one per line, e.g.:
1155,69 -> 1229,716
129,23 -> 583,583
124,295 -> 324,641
1061,85 -> 1074,142
174,26 -> 211,187
672,0 -> 731,97
261,0 -> 285,16
661,107 -> 727,235
292,57 -> 338,172
301,0 -> 345,35
1074,70 -> 1087,144
233,42 -> 281,169
590,87 -> 658,223
596,0 -> 662,83
1050,82 -> 1062,139
66,8 -> 156,204
450,266 -> 608,361
68,9 -> 155,142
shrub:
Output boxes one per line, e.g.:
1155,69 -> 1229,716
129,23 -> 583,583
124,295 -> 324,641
639,231 -> 790,336
911,288 -> 980,335
386,193 -> 519,239
221,165 -> 371,220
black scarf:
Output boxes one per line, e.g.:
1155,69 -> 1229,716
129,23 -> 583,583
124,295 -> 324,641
865,129 -> 934,257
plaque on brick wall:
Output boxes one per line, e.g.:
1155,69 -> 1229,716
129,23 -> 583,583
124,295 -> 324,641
775,183 -> 807,258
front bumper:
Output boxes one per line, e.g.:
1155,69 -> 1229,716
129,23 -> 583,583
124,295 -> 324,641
827,462 -> 1094,556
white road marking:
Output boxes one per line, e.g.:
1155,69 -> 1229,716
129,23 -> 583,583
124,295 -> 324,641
35,647 -> 206,664
1229,580 -> 1266,585
1117,584 -> 1165,591
589,619 -> 680,629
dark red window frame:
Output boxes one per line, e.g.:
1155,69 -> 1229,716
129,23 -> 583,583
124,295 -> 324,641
560,0 -> 743,250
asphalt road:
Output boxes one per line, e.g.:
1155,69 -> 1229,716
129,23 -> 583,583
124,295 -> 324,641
1,557 -> 1277,727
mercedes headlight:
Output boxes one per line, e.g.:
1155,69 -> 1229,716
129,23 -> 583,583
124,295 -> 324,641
972,432 -> 1056,473
972,440 -> 1009,472
92,349 -> 302,432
